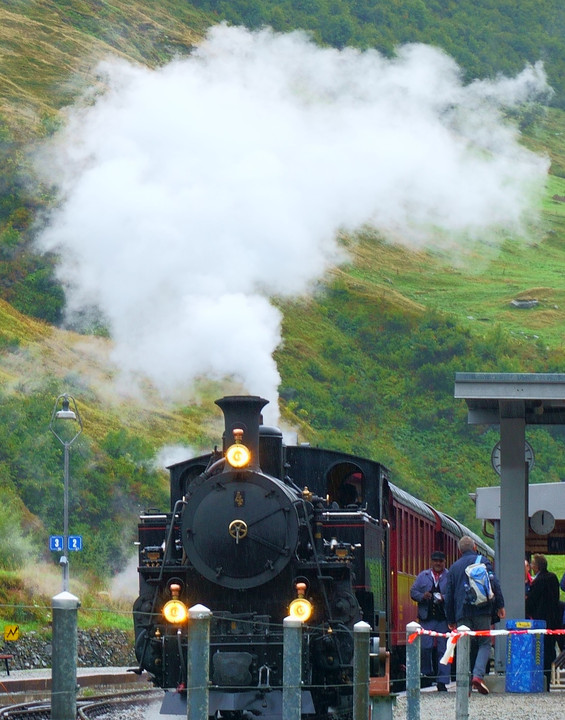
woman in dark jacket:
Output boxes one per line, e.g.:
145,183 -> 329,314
526,554 -> 561,690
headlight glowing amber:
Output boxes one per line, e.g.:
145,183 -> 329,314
162,599 -> 188,624
289,597 -> 313,622
226,442 -> 251,468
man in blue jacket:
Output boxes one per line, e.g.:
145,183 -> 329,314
410,550 -> 451,691
444,535 -> 505,695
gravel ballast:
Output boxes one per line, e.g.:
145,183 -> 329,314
392,688 -> 565,719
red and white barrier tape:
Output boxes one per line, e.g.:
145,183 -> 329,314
407,626 -> 565,665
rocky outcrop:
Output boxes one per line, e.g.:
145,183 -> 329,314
0,629 -> 136,670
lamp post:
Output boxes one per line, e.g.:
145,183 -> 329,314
49,393 -> 82,592
49,393 -> 82,720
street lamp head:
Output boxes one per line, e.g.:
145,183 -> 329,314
56,396 -> 77,420
49,394 -> 83,446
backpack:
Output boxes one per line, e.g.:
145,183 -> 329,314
464,555 -> 495,607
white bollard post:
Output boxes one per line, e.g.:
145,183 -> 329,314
187,604 -> 211,720
455,625 -> 470,720
51,591 -> 80,720
283,617 -> 302,720
406,622 -> 421,720
353,621 -> 371,720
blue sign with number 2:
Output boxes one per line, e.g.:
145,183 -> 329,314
68,535 -> 83,551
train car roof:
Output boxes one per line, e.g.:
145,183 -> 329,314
285,443 -> 385,466
388,481 -> 493,556
435,510 -> 493,556
388,481 -> 438,523
167,452 -> 212,471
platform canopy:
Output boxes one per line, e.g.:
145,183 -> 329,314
455,372 -> 565,426
454,373 -> 565,637
475,482 -> 565,555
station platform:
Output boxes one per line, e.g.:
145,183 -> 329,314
0,666 -> 152,700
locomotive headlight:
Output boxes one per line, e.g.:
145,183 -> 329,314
226,428 -> 251,468
288,581 -> 312,622
289,597 -> 313,622
162,598 -> 188,624
226,443 -> 251,468
162,582 -> 188,624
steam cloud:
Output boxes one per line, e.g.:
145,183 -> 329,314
35,24 -> 551,424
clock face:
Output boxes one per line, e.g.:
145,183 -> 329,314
530,509 -> 555,535
491,441 -> 535,476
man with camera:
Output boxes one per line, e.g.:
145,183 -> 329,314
410,550 -> 451,691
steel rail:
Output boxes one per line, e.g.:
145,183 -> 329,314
0,689 -> 160,720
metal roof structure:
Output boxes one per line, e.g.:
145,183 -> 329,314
455,372 -> 565,425
454,373 -> 565,634
475,482 -> 565,554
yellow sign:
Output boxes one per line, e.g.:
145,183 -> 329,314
4,625 -> 19,641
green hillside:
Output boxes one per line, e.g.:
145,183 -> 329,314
192,0 -> 565,107
0,0 -> 207,131
1,0 -> 565,603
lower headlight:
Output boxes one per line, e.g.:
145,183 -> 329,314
162,599 -> 189,624
289,597 -> 313,622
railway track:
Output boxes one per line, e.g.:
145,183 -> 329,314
0,689 -> 161,719
0,701 -> 50,720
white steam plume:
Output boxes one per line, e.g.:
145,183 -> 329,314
34,25 -> 551,424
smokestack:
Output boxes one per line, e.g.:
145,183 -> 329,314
215,395 -> 269,471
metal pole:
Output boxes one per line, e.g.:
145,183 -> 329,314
492,519 -> 505,673
455,626 -> 470,720
353,621 -> 371,720
499,415 -> 527,622
49,394 -> 83,720
283,617 -> 302,720
187,604 -> 211,720
406,622 -> 421,720
51,591 -> 80,720
49,393 -> 82,594
62,442 -> 70,592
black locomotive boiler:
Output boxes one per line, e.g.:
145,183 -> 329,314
133,395 -> 490,717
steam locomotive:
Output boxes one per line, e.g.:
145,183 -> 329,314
133,395 -> 490,717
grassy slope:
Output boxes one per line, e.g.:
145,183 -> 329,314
1,0 -> 565,556
1,0 -> 564,355
0,0 -> 224,456
340,108 -> 565,353
347,204 -> 565,353
274,107 -> 565,532
0,298 -> 222,448
0,0 -> 209,136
